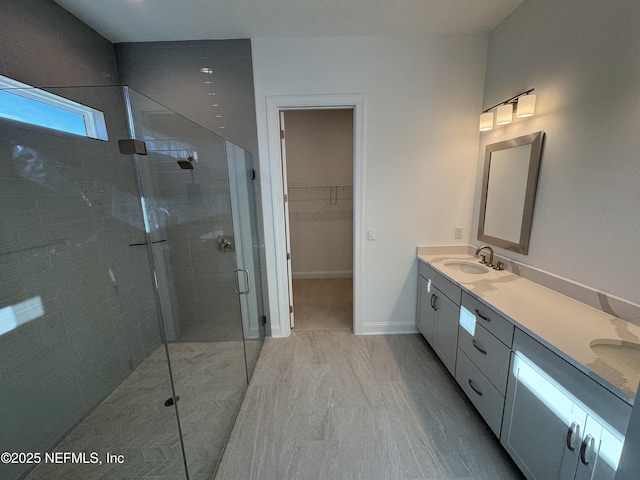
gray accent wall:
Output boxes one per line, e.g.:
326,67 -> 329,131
114,40 -> 259,158
0,4 -> 164,479
0,0 -> 118,86
115,40 -> 263,340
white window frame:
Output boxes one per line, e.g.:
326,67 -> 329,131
0,75 -> 108,140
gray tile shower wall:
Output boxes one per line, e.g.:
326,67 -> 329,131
137,125 -> 242,342
0,87 -> 161,480
0,0 -> 118,87
114,39 -> 259,158
116,40 -> 262,341
0,5 -> 162,479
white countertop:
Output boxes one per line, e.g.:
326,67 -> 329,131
418,252 -> 640,405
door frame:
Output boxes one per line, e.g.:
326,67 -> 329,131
278,111 -> 295,330
265,94 -> 365,336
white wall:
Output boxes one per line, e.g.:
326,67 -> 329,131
252,35 -> 488,335
285,109 -> 353,278
285,109 -> 353,187
472,0 -> 640,305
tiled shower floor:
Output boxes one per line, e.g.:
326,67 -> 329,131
25,342 -> 249,480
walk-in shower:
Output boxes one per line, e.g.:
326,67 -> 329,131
0,83 -> 267,480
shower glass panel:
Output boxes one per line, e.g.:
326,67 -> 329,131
125,88 -> 266,477
226,142 -> 267,378
0,83 -> 266,480
0,85 -> 183,480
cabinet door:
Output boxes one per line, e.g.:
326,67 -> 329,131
432,288 -> 459,375
502,352 -> 584,480
574,416 -> 623,480
417,275 -> 436,345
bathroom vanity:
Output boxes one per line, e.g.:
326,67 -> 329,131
417,249 -> 640,480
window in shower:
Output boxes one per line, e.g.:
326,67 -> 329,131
0,75 -> 108,140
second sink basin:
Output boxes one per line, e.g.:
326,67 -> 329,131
590,339 -> 640,392
443,260 -> 489,275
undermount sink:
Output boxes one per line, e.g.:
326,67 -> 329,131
443,260 -> 489,275
590,339 -> 640,389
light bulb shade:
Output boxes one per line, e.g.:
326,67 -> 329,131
517,94 -> 536,117
496,103 -> 513,125
479,112 -> 494,131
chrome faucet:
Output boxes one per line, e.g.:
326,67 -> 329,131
475,245 -> 494,267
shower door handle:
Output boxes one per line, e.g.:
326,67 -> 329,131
232,268 -> 251,295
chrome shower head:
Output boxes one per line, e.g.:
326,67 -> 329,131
177,157 -> 194,169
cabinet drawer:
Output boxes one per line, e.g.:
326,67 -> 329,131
418,261 -> 461,306
461,291 -> 514,347
458,322 -> 511,393
455,349 -> 505,437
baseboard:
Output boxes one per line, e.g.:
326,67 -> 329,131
269,322 -> 283,338
246,326 -> 261,339
292,270 -> 353,280
359,321 -> 419,335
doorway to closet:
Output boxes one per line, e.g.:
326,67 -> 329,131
280,108 -> 354,332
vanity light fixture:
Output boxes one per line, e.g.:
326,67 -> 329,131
496,103 -> 513,125
516,93 -> 537,117
478,88 -> 536,131
479,112 -> 494,131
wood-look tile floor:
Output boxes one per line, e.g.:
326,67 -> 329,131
216,331 -> 524,480
291,278 -> 353,331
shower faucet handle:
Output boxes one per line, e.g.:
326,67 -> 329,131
218,237 -> 233,252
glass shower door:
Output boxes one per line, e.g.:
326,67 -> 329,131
1,81 -> 266,480
124,88 -> 265,478
0,84 -> 185,480
226,143 -> 267,378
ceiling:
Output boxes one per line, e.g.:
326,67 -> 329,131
54,0 -> 523,43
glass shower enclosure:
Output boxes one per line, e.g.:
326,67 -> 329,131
0,83 -> 266,480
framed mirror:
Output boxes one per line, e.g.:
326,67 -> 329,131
477,131 -> 544,254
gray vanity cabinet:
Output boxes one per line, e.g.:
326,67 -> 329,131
417,258 -> 633,480
417,262 -> 461,375
501,329 -> 630,480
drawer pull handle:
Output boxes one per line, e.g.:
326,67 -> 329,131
472,339 -> 487,355
566,421 -> 580,452
475,309 -> 491,322
468,379 -> 483,396
579,433 -> 595,465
